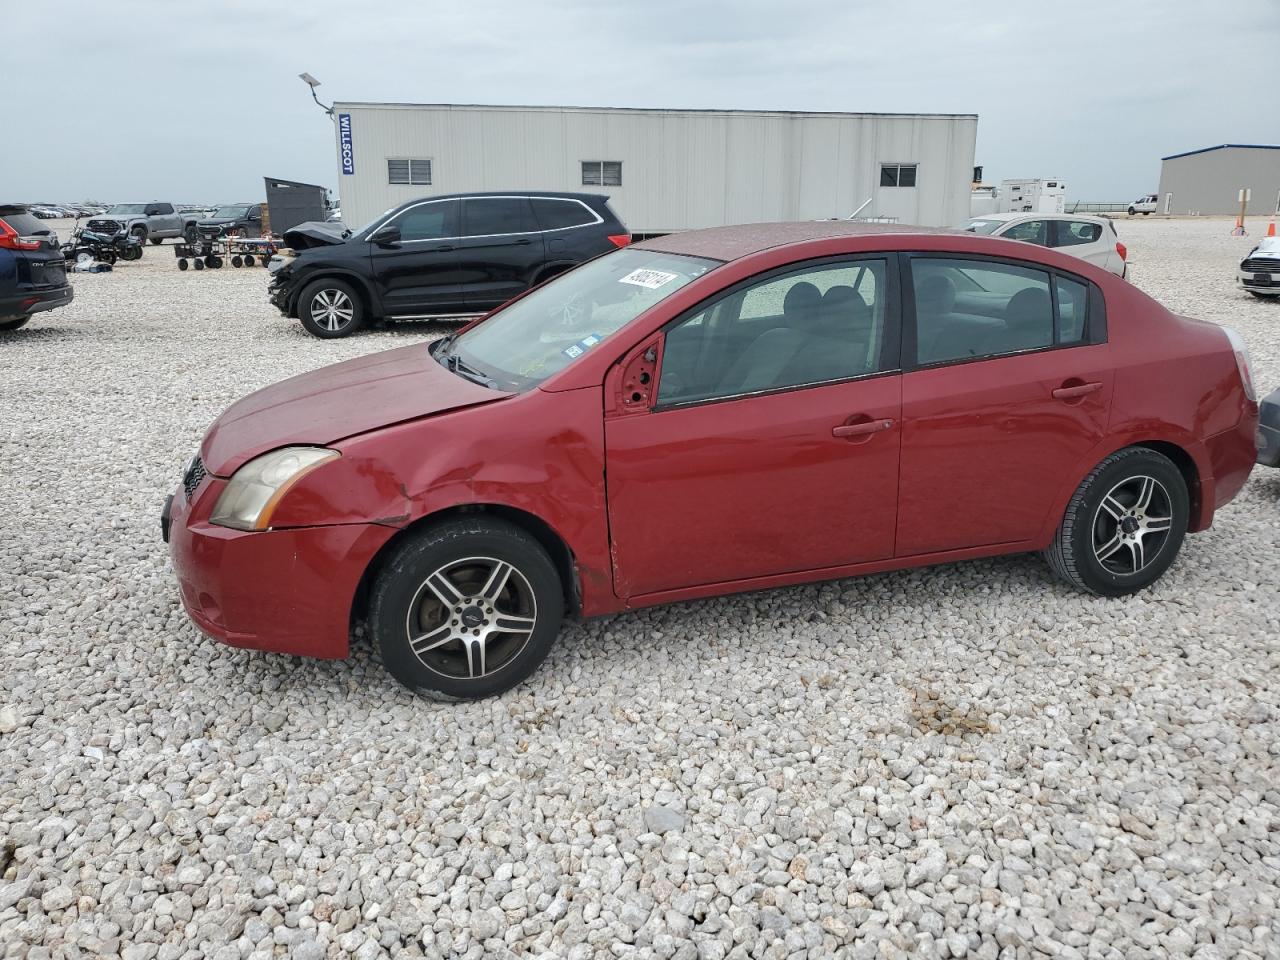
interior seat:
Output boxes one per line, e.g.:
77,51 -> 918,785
715,281 -> 822,394
1002,287 -> 1053,352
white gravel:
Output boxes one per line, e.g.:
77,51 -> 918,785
2,219 -> 1278,959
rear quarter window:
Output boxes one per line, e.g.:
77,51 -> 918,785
531,199 -> 597,231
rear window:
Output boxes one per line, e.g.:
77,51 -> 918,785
463,197 -> 538,236
531,198 -> 598,231
0,210 -> 51,236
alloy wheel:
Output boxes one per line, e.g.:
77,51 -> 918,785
404,556 -> 538,680
1092,475 -> 1173,575
311,289 -> 355,332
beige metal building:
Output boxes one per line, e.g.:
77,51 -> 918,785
329,102 -> 978,234
1157,144 -> 1280,216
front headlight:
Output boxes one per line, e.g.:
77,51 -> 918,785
209,446 -> 339,531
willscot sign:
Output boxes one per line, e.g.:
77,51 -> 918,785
338,113 -> 355,175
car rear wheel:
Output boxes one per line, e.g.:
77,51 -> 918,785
1044,447 -> 1189,596
149,238 -> 163,246
369,518 -> 564,699
0,316 -> 31,332
298,278 -> 365,338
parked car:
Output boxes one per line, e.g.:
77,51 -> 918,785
1238,236 -> 1280,299
28,206 -> 61,220
88,203 -> 199,246
196,203 -> 264,239
1128,195 -> 1159,216
163,220 -> 1259,699
0,205 -> 72,331
268,191 -> 631,338
960,213 -> 1128,277
1257,387 -> 1280,468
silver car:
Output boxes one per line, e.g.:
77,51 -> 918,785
960,213 -> 1128,278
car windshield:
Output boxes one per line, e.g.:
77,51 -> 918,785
213,205 -> 250,219
447,249 -> 719,391
960,219 -> 1004,235
107,204 -> 148,215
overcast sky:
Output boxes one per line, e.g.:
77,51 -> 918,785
6,0 -> 1276,206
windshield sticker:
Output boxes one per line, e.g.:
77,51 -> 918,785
561,333 -> 604,360
619,268 -> 679,290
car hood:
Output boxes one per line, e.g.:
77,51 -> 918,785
282,220 -> 350,250
201,344 -> 512,476
198,217 -> 244,227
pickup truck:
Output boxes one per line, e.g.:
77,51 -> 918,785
1127,194 -> 1159,216
86,203 -> 199,245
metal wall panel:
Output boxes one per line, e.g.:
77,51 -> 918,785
1158,147 -> 1280,216
332,104 -> 978,232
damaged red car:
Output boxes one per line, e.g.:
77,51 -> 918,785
163,221 -> 1259,699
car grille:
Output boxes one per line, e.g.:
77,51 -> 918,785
86,219 -> 122,235
1241,258 -> 1280,274
198,225 -> 224,239
183,456 -> 207,501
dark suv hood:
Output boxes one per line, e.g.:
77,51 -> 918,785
201,344 -> 511,475
283,221 -> 350,250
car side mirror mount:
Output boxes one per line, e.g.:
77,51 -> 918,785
369,225 -> 401,246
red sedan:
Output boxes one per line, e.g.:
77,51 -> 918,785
163,222 -> 1259,699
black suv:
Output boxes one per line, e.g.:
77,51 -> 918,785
269,191 -> 630,338
196,203 -> 265,240
0,205 -> 72,332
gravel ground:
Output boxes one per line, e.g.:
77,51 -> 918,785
1,219 -> 1278,959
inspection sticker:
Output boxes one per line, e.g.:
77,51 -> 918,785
619,268 -> 679,290
561,333 -> 604,360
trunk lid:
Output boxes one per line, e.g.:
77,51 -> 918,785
201,343 -> 511,475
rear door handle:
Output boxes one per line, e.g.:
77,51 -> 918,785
1051,381 -> 1103,400
512,238 -> 532,245
428,244 -> 455,252
832,418 -> 895,438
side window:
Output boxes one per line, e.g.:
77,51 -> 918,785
1053,220 -> 1102,247
911,258 -> 1054,364
657,259 -> 891,406
153,203 -> 174,215
1002,220 -> 1049,245
530,198 -> 596,231
463,198 -> 538,237
1055,276 -> 1088,344
389,200 -> 459,241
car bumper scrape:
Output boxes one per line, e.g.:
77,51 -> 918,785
165,480 -> 394,659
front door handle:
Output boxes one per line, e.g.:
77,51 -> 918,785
427,244 -> 455,252
832,418 -> 895,438
1051,381 -> 1103,400
512,238 -> 532,245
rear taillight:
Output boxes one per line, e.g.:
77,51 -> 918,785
1115,242 -> 1128,262
607,234 -> 631,248
1223,326 -> 1257,402
0,220 -> 41,251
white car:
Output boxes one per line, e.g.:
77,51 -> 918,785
1239,237 -> 1280,299
1128,194 -> 1159,216
959,213 -> 1128,277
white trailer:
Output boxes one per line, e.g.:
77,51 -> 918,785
999,178 -> 1066,214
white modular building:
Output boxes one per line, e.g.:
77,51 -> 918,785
329,102 -> 978,235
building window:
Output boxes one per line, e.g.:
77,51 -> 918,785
582,161 -> 622,187
880,163 -> 918,188
388,158 -> 432,186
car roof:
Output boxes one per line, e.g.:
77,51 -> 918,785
967,212 -> 1107,224
399,190 -> 609,203
635,220 -> 956,262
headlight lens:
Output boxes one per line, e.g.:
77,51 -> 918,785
209,446 -> 339,531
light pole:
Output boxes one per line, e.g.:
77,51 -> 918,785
299,73 -> 333,115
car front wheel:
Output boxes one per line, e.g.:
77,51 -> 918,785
149,238 -> 163,245
298,278 -> 365,338
1044,447 -> 1189,596
1127,207 -> 1136,216
369,518 -> 565,699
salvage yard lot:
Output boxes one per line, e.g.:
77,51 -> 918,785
2,218 -> 1278,958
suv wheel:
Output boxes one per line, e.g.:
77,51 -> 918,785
131,226 -> 147,244
1044,447 -> 1188,596
1127,207 -> 1136,216
298,278 -> 365,338
369,518 -> 565,699
149,238 -> 163,246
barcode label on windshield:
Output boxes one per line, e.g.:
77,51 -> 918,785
619,268 -> 678,290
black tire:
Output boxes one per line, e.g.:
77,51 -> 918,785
243,254 -> 255,267
1044,447 -> 1189,596
1127,207 -> 1136,216
298,278 -> 365,338
193,258 -> 204,271
1142,212 -> 1150,216
101,250 -> 117,265
184,224 -> 199,244
369,518 -> 565,699
122,244 -> 142,261
131,226 -> 147,245
1249,291 -> 1277,300
178,259 -> 189,271
231,255 -> 243,268
149,237 -> 163,246
0,316 -> 31,332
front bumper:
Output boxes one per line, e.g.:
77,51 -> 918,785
0,283 -> 73,321
1257,388 -> 1280,468
164,476 -> 394,659
268,277 -> 293,315
1239,267 -> 1280,294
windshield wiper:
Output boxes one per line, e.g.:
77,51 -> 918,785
433,337 -> 495,388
